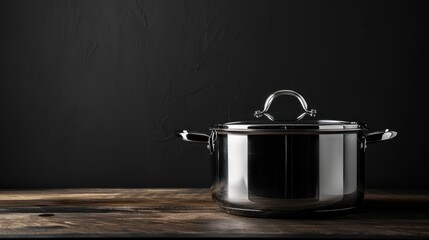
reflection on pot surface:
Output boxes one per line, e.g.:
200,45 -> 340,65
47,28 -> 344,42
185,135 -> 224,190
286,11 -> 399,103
210,133 -> 363,216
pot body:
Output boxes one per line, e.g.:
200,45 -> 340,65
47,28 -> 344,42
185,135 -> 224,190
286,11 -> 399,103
210,131 -> 365,217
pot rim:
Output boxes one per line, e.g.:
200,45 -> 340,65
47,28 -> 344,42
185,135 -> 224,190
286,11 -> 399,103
212,120 -> 367,133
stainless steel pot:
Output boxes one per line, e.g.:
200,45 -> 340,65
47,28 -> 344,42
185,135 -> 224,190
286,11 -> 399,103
177,90 -> 397,217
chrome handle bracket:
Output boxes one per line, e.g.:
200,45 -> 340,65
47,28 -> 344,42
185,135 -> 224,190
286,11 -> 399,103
254,90 -> 317,121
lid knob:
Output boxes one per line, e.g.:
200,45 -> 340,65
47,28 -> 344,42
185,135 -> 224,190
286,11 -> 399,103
254,90 -> 317,121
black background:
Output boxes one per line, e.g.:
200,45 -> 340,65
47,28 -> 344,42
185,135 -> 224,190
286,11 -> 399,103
0,0 -> 427,188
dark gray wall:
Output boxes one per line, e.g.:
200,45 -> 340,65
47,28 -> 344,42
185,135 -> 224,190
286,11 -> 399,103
0,0 -> 427,188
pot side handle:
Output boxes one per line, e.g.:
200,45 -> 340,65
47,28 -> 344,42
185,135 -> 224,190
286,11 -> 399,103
365,129 -> 398,144
176,130 -> 210,144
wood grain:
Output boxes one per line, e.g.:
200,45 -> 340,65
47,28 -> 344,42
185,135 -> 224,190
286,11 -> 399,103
1,189 -> 429,238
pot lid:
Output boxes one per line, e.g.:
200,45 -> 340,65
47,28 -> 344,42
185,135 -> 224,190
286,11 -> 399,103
213,90 -> 365,132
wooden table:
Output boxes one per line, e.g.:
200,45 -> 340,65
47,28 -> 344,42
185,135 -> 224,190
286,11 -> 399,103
0,189 -> 428,238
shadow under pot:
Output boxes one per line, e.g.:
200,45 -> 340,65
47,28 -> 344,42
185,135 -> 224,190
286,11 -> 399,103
177,89 -> 397,217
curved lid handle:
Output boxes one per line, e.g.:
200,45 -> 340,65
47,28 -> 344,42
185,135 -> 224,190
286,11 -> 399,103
254,90 -> 317,121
